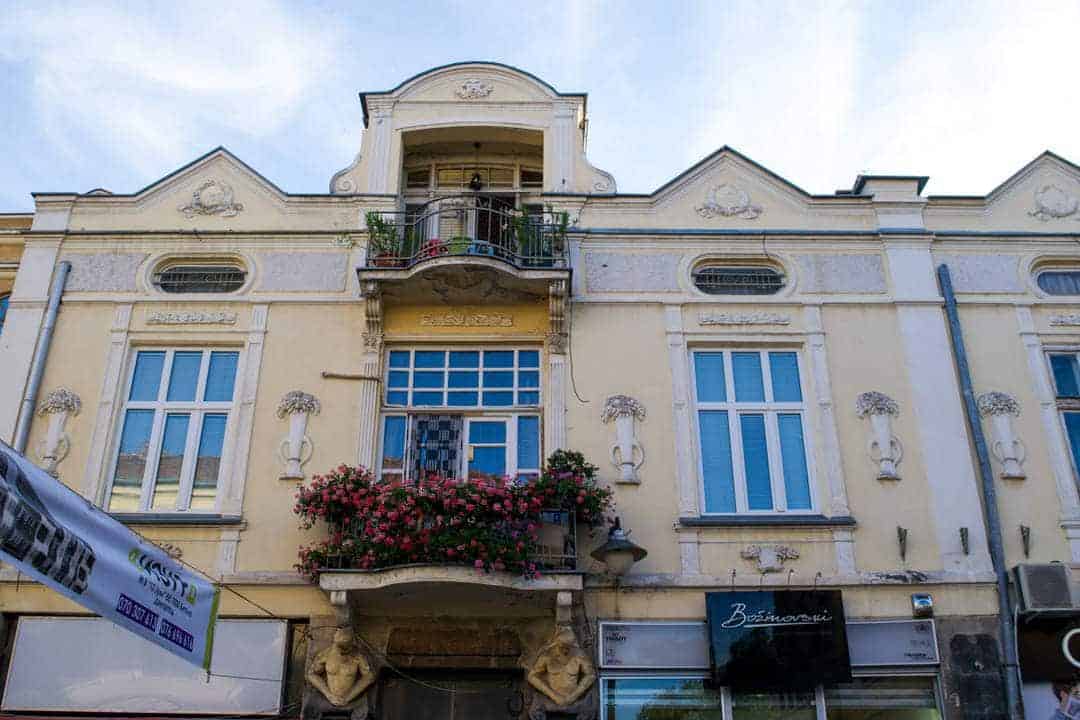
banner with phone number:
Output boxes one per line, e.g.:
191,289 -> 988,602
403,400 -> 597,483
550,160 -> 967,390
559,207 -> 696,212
0,441 -> 220,670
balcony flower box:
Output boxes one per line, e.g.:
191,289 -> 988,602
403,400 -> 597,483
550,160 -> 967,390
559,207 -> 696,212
295,451 -> 612,580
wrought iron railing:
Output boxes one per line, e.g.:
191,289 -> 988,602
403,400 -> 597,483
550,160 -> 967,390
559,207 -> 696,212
364,197 -> 568,270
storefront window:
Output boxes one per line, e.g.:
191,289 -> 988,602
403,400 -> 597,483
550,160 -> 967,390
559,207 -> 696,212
825,677 -> 941,720
602,677 -> 723,719
730,690 -> 816,720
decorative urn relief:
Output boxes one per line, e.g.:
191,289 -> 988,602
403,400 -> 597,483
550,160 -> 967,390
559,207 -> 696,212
1030,184 -> 1080,221
695,183 -> 762,220
855,391 -> 903,481
601,395 -> 646,484
178,179 -> 244,218
741,544 -> 800,573
277,391 -> 321,480
977,391 -> 1026,480
36,388 -> 81,476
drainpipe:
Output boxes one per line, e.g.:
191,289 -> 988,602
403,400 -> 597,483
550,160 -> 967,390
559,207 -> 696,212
937,264 -> 1022,720
13,261 -> 71,454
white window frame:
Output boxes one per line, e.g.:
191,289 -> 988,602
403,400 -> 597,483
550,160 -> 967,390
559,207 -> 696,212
104,348 -> 238,513
690,349 -> 816,515
378,346 -> 543,482
1048,349 -> 1080,478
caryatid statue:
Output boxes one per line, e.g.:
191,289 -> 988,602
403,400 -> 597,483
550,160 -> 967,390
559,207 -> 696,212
306,628 -> 375,710
527,625 -> 597,708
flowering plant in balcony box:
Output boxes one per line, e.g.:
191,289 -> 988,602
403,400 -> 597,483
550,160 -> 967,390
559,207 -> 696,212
294,450 -> 612,581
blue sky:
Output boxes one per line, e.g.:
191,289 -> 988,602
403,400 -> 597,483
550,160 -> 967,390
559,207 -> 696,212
2,1 -> 1078,211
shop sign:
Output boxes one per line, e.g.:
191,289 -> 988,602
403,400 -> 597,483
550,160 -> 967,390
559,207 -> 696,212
847,619 -> 939,666
599,622 -> 710,669
0,442 -> 219,670
706,590 -> 851,688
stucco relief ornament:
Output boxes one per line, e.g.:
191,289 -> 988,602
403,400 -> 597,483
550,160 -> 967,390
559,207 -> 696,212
1029,184 -> 1080,221
455,79 -> 494,99
855,391 -> 903,481
977,391 -> 1026,480
602,396 -> 646,484
695,183 -> 762,220
178,180 -> 244,218
741,544 -> 800,573
36,388 -> 81,476
526,626 -> 597,714
277,391 -> 320,480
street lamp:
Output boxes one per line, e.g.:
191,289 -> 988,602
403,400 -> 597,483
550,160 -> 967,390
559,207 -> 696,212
590,517 -> 647,577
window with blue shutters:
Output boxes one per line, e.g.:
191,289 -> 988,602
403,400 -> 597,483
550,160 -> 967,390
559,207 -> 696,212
691,349 -> 813,513
379,348 -> 542,483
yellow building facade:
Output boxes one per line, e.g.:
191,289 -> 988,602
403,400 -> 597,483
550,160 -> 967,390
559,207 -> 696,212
2,62 -> 1080,719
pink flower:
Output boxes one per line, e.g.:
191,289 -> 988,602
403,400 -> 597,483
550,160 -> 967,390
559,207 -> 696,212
474,559 -> 485,569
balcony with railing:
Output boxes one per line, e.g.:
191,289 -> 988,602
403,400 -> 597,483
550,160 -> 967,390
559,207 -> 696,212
363,196 -> 569,272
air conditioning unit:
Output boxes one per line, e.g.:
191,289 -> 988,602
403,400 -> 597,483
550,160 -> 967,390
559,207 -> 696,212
1014,563 -> 1077,614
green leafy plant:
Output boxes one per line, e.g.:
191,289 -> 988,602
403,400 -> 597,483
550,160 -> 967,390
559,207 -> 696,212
294,451 -> 613,580
364,211 -> 399,257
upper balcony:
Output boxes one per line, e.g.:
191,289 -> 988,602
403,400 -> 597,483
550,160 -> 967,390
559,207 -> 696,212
363,195 -> 568,272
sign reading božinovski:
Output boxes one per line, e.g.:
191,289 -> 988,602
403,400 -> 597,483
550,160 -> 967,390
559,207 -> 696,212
0,441 -> 220,670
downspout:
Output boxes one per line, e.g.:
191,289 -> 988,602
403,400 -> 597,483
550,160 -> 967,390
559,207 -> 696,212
937,264 -> 1022,720
13,260 -> 71,454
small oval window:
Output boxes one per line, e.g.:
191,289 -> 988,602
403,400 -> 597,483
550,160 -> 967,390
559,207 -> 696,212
692,265 -> 785,295
153,264 -> 246,294
1038,271 -> 1080,296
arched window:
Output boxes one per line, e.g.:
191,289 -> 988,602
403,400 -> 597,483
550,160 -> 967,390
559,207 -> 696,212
691,264 -> 785,296
1037,270 -> 1080,296
152,261 -> 246,294
0,294 -> 9,335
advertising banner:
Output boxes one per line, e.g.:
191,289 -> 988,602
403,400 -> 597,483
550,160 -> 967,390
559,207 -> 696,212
1019,616 -> 1080,720
706,590 -> 851,688
0,441 -> 220,670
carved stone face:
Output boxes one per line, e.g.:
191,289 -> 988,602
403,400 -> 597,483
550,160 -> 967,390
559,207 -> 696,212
333,628 -> 355,652
200,183 -> 227,209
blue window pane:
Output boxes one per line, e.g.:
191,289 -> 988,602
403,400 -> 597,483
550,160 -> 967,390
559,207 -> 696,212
483,391 -> 514,407
769,352 -> 802,402
413,371 -> 445,388
191,414 -> 227,510
518,391 -> 540,405
109,409 -> 155,511
449,371 -> 479,388
484,351 -> 514,368
694,353 -> 726,402
0,295 -> 8,335
151,414 -> 190,510
778,414 -> 811,510
381,416 -> 407,470
732,353 -> 765,402
204,352 -> 238,402
129,352 -> 165,401
469,421 -> 507,443
414,351 -> 446,369
699,411 -> 736,513
447,391 -> 479,406
449,351 -> 479,368
517,417 -> 540,470
1067,413 -> 1080,483
1052,355 -> 1080,398
484,371 -> 514,388
412,391 -> 444,406
389,351 -> 410,368
386,391 -> 408,406
470,447 -> 506,478
740,414 -> 773,510
388,371 -> 409,388
519,350 -> 540,368
519,371 -> 540,388
166,352 -> 202,401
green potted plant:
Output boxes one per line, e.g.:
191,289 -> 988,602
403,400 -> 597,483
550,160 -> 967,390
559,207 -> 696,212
365,211 -> 402,267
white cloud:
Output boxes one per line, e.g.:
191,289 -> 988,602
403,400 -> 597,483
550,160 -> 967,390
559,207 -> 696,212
1,0 -> 341,179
